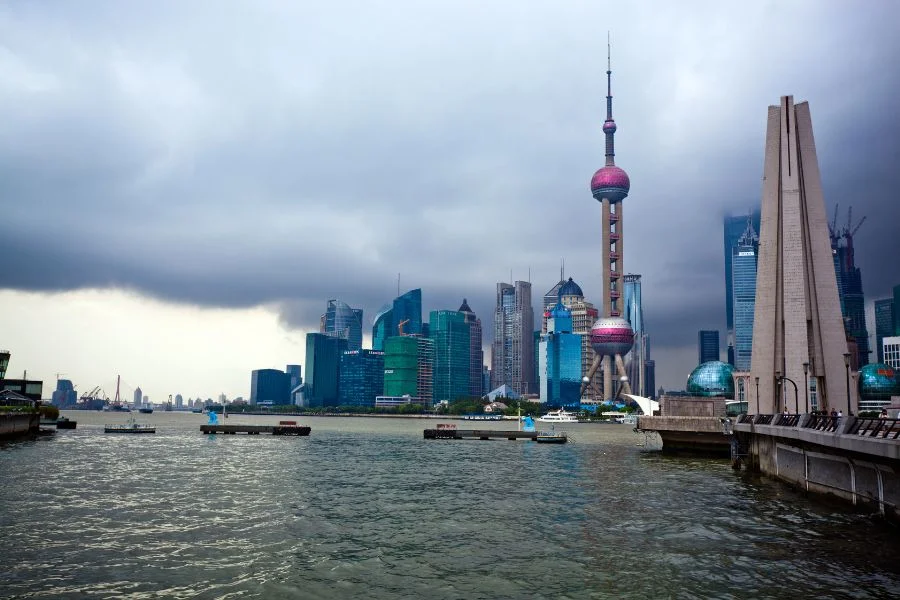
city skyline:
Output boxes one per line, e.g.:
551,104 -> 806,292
3,2 -> 900,403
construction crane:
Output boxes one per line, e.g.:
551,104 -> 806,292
397,319 -> 410,336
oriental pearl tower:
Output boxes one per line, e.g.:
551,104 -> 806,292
584,40 -> 634,402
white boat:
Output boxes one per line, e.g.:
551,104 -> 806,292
537,409 -> 580,423
614,414 -> 638,425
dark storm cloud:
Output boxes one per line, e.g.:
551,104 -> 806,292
3,1 -> 900,387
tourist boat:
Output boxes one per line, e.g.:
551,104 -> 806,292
138,406 -> 153,414
537,409 -> 580,423
104,414 -> 155,434
614,414 -> 638,425
535,431 -> 568,444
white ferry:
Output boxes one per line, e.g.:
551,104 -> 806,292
537,409 -> 580,423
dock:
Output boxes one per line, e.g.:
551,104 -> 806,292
200,424 -> 311,436
424,428 -> 541,441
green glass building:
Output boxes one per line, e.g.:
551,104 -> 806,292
686,361 -> 735,399
383,336 -> 419,397
429,310 -> 470,403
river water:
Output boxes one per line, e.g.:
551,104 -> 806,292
1,411 -> 898,599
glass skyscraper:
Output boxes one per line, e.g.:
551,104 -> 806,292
539,302 -> 582,408
372,304 -> 393,351
305,333 -> 347,407
383,336 -> 418,397
250,368 -> 291,405
732,219 -> 758,371
430,310 -> 471,402
623,274 -> 646,396
724,211 -> 761,364
875,298 -> 895,364
491,281 -> 535,396
393,289 -> 423,337
339,350 -> 384,407
323,299 -> 363,351
458,299 -> 484,398
698,330 -> 720,364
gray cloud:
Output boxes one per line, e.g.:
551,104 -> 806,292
3,1 -> 900,389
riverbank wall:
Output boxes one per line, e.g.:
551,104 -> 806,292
0,413 -> 39,439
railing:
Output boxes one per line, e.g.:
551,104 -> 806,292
738,414 -> 755,424
775,414 -> 800,427
754,414 -> 774,425
848,417 -> 900,440
803,414 -> 840,432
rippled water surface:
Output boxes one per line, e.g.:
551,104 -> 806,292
2,411 -> 899,599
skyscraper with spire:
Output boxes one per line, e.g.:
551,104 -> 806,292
584,39 -> 635,402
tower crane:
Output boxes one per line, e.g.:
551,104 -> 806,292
397,319 -> 410,336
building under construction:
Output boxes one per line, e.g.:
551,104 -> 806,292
829,205 -> 869,368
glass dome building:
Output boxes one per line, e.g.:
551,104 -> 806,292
857,363 -> 900,412
686,361 -> 735,399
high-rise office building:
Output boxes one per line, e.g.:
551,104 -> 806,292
286,364 -> 302,390
750,96 -> 850,414
305,333 -> 347,407
133,386 -> 142,407
884,337 -> 900,369
322,299 -> 363,351
491,281 -> 535,396
52,379 -> 77,407
541,277 -> 601,401
698,330 -> 720,364
383,336 -> 418,398
539,301 -> 582,408
430,310 -> 470,403
415,336 -> 434,407
724,211 -> 761,365
372,304 -> 393,351
894,284 -> 900,339
458,299 -> 484,398
393,289 -> 423,337
875,298 -> 895,364
732,218 -> 759,370
587,46 -> 634,401
829,211 -> 869,368
175,394 -> 183,409
250,368 -> 291,405
623,274 -> 647,397
339,350 -> 384,407
0,351 -> 8,380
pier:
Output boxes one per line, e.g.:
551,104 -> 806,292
422,428 -> 569,441
201,424 -> 311,436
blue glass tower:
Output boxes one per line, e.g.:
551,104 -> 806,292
305,333 -> 348,407
429,310 -> 471,402
372,304 -> 393,351
724,211 -> 761,364
324,299 -> 363,351
339,350 -> 384,407
539,302 -> 582,408
393,289 -> 422,337
732,218 -> 758,371
250,369 -> 291,405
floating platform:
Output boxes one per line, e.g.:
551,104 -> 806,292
200,424 -> 311,436
424,428 -> 566,442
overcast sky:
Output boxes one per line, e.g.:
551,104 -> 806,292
3,1 -> 900,403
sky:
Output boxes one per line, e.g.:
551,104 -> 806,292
3,1 -> 900,403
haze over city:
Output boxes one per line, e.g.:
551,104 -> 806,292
3,1 -> 900,403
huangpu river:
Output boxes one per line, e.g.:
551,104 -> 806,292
2,411 -> 899,599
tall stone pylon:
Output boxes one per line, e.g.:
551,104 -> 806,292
750,96 -> 850,414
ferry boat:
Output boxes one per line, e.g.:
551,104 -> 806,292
138,406 -> 153,414
104,414 -> 155,434
537,409 -> 580,423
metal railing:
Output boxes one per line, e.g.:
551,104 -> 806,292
753,414 -> 774,425
803,414 -> 840,432
848,417 -> 900,440
775,414 -> 800,427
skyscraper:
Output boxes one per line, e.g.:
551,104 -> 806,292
539,301 -> 582,408
732,218 -> 759,370
429,310 -> 470,403
541,277 -> 601,401
894,284 -> 900,340
322,299 -> 363,351
393,289 -> 423,337
133,386 -> 142,407
339,349 -> 384,407
586,43 -> 634,401
750,96 -> 850,414
829,210 -> 869,368
698,330 -> 720,364
458,299 -> 484,398
372,304 -> 393,351
305,333 -> 348,407
623,274 -> 646,397
491,281 -> 535,396
52,379 -> 77,407
724,211 -> 761,364
875,298 -> 895,363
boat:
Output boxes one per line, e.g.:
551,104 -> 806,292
613,414 -> 638,425
104,414 -> 155,434
537,409 -> 580,423
138,406 -> 153,414
56,416 -> 77,429
536,431 -> 568,444
461,413 -> 503,421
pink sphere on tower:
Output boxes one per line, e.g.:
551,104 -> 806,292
590,316 -> 634,358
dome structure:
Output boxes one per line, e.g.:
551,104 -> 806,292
590,317 -> 634,357
857,363 -> 900,402
686,361 -> 735,399
591,165 -> 630,203
550,302 -> 571,319
602,119 -> 617,134
558,277 -> 584,298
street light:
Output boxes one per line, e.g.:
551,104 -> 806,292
614,375 -> 628,401
755,376 -> 760,415
842,352 -> 851,416
775,370 -> 783,413
802,362 -> 810,413
777,375 -> 799,414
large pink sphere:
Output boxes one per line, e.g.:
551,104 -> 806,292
590,316 -> 634,357
590,165 -> 630,203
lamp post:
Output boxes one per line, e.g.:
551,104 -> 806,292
843,352 -> 851,415
777,376 -> 799,414
802,362 -> 810,413
614,375 -> 628,402
755,376 -> 760,415
775,370 -> 783,413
